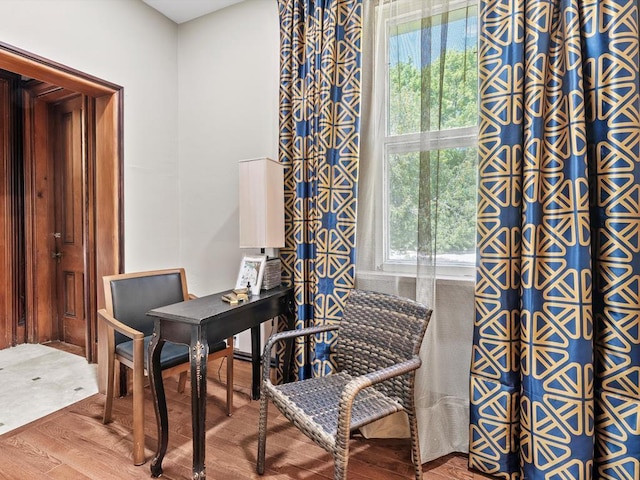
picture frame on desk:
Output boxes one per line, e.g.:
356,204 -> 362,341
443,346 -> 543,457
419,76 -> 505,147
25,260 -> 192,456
235,254 -> 266,295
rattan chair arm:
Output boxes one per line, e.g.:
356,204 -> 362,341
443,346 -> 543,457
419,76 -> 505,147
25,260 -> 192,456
342,356 -> 421,403
336,357 -> 422,439
262,324 -> 339,384
97,308 -> 144,340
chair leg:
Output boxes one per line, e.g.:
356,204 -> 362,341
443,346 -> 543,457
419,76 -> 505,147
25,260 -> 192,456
132,339 -> 146,466
119,362 -> 128,397
226,352 -> 233,416
103,352 -> 115,424
408,410 -> 423,480
334,431 -> 350,480
334,457 -> 347,480
177,371 -> 188,393
256,390 -> 269,475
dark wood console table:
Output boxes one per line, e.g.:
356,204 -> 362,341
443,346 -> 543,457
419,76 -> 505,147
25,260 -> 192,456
147,285 -> 295,479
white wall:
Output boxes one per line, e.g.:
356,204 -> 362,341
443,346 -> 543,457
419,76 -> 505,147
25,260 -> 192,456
0,0 -> 279,291
0,0 -> 182,271
177,0 -> 280,295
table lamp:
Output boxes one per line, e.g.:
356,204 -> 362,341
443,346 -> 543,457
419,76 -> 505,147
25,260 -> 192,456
238,157 -> 284,290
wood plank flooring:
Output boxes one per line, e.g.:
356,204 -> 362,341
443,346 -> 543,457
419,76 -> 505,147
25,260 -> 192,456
0,350 -> 495,479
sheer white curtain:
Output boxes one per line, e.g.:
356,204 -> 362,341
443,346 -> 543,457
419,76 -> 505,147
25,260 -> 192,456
356,0 -> 477,463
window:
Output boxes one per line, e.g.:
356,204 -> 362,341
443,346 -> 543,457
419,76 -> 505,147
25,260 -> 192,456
379,0 -> 478,275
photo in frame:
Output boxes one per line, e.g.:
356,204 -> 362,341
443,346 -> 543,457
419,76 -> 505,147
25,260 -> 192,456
235,255 -> 266,295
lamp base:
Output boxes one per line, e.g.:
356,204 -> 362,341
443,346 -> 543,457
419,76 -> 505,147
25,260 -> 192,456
262,258 -> 282,290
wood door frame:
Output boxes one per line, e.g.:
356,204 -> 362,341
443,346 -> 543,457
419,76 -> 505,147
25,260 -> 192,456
0,72 -> 24,349
0,41 -> 123,362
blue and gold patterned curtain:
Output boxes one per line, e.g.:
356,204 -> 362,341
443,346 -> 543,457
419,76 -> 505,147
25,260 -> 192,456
277,0 -> 362,379
470,0 -> 640,478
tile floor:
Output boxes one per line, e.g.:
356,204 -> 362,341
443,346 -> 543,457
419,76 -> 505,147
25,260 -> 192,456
0,343 -> 98,435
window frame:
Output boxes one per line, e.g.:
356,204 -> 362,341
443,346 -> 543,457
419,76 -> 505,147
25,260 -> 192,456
375,0 -> 479,278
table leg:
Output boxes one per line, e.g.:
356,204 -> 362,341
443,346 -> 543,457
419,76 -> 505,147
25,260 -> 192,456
282,296 -> 296,384
251,325 -> 261,400
149,333 -> 167,478
191,330 -> 209,479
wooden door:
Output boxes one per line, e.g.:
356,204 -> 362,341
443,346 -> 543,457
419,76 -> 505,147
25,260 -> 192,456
51,96 -> 87,348
0,43 -> 123,364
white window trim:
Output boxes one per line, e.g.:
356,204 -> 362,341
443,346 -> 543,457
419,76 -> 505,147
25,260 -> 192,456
374,0 -> 479,278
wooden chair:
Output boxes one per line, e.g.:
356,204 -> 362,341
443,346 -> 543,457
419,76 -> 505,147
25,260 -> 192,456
98,268 -> 234,465
257,289 -> 432,480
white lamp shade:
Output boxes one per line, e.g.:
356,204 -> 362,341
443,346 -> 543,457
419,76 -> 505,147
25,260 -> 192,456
238,157 -> 285,249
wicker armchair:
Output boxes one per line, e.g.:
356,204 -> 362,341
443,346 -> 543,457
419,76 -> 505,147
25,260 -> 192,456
257,289 -> 432,480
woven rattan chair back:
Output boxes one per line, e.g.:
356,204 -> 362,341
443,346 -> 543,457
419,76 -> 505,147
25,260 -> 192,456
335,289 -> 430,403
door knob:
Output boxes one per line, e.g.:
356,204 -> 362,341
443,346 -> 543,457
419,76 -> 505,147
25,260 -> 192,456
51,251 -> 64,263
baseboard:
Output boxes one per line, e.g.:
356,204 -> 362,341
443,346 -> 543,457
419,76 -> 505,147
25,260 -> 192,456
233,350 -> 276,367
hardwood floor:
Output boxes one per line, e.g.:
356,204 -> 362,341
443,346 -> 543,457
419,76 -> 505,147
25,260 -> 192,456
0,353 -> 495,479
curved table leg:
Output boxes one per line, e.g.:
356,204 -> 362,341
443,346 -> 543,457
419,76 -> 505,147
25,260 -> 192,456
191,329 -> 209,479
149,333 -> 167,478
282,293 -> 296,384
251,325 -> 261,400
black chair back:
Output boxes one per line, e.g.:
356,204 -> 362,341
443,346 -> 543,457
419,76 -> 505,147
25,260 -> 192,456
109,271 -> 184,346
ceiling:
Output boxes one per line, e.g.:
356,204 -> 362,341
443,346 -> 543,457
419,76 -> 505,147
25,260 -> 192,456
142,0 -> 245,24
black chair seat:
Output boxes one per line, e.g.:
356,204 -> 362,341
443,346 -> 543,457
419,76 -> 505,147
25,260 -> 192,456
115,336 -> 228,370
